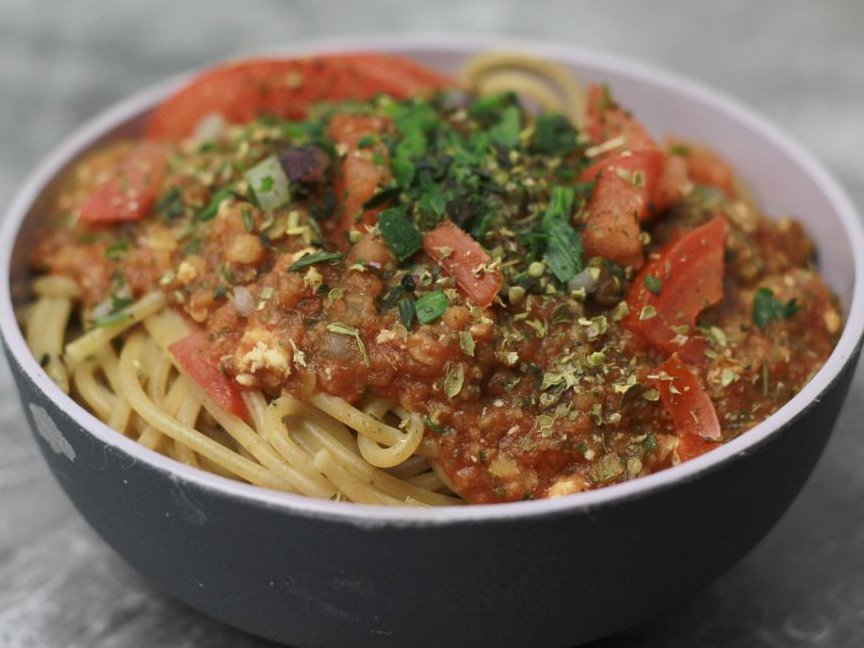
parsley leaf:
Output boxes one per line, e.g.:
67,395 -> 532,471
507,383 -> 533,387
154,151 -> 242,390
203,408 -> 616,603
542,186 -> 584,283
414,289 -> 449,324
752,287 -> 800,328
531,113 -> 579,156
379,208 -> 422,261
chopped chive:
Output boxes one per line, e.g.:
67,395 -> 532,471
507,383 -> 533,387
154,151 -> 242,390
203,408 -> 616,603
242,207 -> 255,232
415,289 -> 448,325
398,297 -> 416,328
199,187 -> 235,221
288,251 -> 343,272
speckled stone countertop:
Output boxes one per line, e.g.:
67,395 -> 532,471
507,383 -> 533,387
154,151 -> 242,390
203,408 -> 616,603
1,1 -> 862,646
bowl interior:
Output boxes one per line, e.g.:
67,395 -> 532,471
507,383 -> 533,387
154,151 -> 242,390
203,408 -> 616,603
3,34 -> 863,522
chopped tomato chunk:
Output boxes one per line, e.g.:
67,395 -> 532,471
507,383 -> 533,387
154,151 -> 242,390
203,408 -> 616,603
169,330 -> 249,420
668,137 -> 737,197
326,114 -> 391,247
422,221 -> 503,308
145,55 -> 454,141
79,142 -> 166,224
581,149 -> 667,221
585,84 -> 656,150
653,354 -> 722,461
623,216 -> 727,361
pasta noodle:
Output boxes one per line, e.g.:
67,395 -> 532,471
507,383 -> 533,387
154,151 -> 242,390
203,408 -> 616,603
26,285 -> 462,504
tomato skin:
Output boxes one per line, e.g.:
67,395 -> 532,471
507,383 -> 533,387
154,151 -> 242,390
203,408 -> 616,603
668,138 -> 737,197
653,354 -> 722,461
79,142 -> 166,224
623,216 -> 727,359
169,331 -> 249,420
422,221 -> 503,308
145,54 -> 454,141
326,114 -> 391,247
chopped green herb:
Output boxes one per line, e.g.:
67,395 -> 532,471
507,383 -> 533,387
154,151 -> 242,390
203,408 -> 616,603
212,285 -> 227,300
669,142 -> 691,156
443,363 -> 465,399
414,289 -> 449,324
459,330 -> 476,357
199,187 -> 235,221
105,241 -> 129,260
356,134 -> 376,148
639,305 -> 657,321
488,105 -> 522,148
379,208 -> 422,261
288,251 -> 343,272
467,93 -> 514,121
542,186 -> 584,283
531,113 -> 578,156
398,297 -> 416,328
110,294 -> 134,312
93,310 -> 133,328
644,275 -> 662,294
156,187 -> 184,221
424,416 -> 446,435
242,207 -> 255,232
752,287 -> 800,328
325,323 -> 370,366
380,285 -> 405,310
643,433 -> 657,453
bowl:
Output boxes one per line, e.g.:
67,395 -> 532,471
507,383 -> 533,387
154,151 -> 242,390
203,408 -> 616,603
2,34 -> 863,648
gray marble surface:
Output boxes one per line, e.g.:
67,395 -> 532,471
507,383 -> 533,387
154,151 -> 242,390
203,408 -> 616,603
1,1 -> 863,646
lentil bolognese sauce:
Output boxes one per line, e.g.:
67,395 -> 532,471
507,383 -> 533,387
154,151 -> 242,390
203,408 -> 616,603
25,52 -> 842,504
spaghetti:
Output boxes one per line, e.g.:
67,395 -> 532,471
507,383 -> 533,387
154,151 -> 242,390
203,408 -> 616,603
24,52 -> 841,505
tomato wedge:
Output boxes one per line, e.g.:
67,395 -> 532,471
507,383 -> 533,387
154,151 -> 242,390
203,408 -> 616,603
667,138 -> 738,198
145,54 -> 454,141
326,114 -> 392,247
579,152 -> 659,267
79,142 -> 166,224
580,149 -> 667,222
585,84 -> 656,150
422,220 -> 503,308
169,331 -> 249,420
623,216 -> 726,362
653,354 -> 722,461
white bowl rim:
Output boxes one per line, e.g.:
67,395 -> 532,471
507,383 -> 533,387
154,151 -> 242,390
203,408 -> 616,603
2,32 -> 863,528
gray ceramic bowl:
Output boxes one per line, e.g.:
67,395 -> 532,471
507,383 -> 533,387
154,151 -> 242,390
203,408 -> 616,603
2,34 -> 863,648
